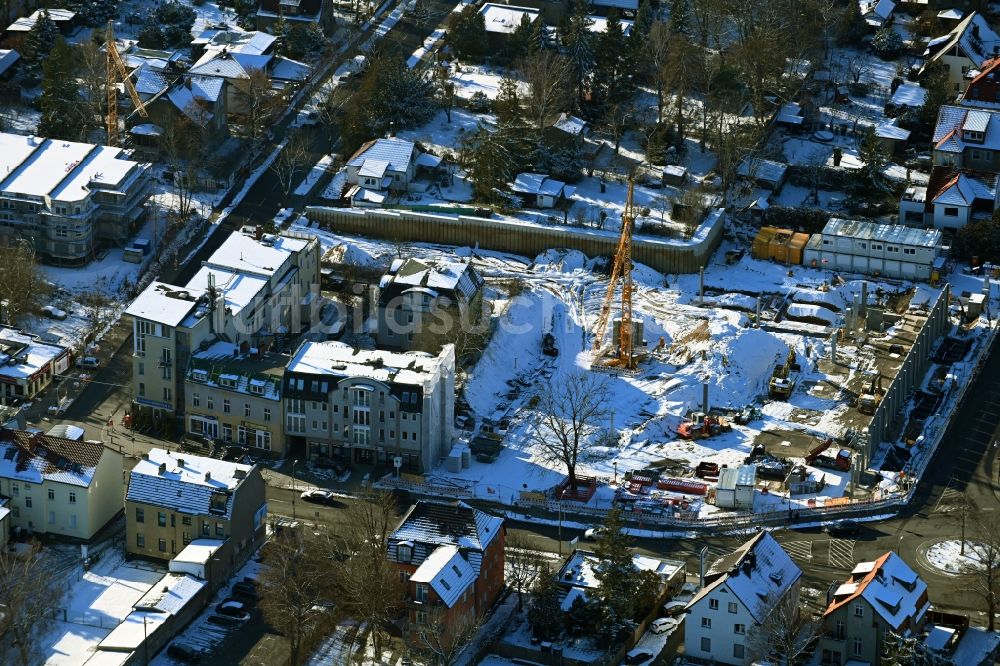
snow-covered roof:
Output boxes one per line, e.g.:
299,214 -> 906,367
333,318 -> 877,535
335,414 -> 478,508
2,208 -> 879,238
190,50 -> 271,79
126,448 -> 255,519
167,84 -> 214,124
190,265 -> 267,316
133,573 -> 206,614
823,218 -> 942,248
0,326 -> 68,381
925,625 -> 956,651
553,113 -> 588,136
382,257 -> 483,300
0,429 -> 106,488
586,14 -> 634,36
197,29 -> 276,55
0,134 -> 143,203
561,586 -> 588,611
390,500 -> 503,553
891,82 -> 927,108
134,65 -> 171,97
6,8 -> 75,31
98,612 -> 168,651
47,424 -> 85,440
688,532 -> 802,624
825,552 -> 929,632
932,172 -> 997,206
924,12 -> 1000,69
130,123 -> 164,137
718,464 -> 756,490
0,49 -> 20,77
188,340 -> 285,400
478,3 -> 539,33
589,0 -> 638,9
348,138 -> 416,174
124,281 -> 203,327
737,157 -> 787,185
557,549 -> 684,591
288,340 -> 449,386
875,120 -> 911,141
203,231 -> 310,278
172,538 -> 224,565
270,56 -> 311,82
950,626 -> 1000,664
187,75 -> 225,102
410,544 -> 476,607
938,8 -> 963,20
511,172 -> 567,197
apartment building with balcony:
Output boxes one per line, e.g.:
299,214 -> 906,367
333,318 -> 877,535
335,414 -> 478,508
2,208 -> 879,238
125,448 -> 266,573
817,552 -> 929,666
123,231 -> 320,419
282,340 -> 455,471
387,500 -> 505,641
0,429 -> 123,540
184,341 -> 287,456
0,133 -> 150,265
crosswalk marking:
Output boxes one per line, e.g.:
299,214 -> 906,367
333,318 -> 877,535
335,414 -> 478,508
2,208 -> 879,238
783,540 -> 814,562
828,539 -> 855,569
934,479 -> 965,513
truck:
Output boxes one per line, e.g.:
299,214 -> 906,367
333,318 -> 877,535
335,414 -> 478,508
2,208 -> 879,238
542,332 -> 559,357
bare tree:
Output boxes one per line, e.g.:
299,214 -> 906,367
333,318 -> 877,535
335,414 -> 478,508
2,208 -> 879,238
258,531 -> 334,666
0,241 -> 50,325
76,41 -> 107,141
161,110 -> 210,218
271,132 -> 312,196
521,50 -> 571,132
0,543 -> 60,664
409,608 -> 482,666
238,67 -> 280,144
965,516 -> 1000,632
531,371 -> 610,490
747,592 -> 822,666
506,531 -> 546,610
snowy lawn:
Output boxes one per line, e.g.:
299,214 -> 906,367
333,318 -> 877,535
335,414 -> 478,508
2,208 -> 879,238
925,540 -> 988,575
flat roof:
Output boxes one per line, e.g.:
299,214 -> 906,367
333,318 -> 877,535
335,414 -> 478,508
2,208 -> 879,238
131,448 -> 252,491
190,265 -> 268,316
478,3 -> 539,33
172,538 -> 225,565
50,145 -> 137,203
124,281 -> 203,327
203,232 -> 310,278
287,340 -> 447,385
2,139 -> 94,198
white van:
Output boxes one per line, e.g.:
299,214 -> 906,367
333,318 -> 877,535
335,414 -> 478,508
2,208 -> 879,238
76,356 -> 100,369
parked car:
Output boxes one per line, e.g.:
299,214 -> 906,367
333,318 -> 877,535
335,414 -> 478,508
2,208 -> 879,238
216,599 -> 248,617
300,489 -> 336,505
824,520 -> 861,537
41,305 -> 68,320
166,643 -> 203,663
623,648 -> 654,664
232,580 -> 258,601
650,617 -> 678,634
76,356 -> 100,369
661,600 -> 687,617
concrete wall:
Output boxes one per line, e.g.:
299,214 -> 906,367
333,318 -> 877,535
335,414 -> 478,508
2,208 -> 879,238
304,207 -> 726,274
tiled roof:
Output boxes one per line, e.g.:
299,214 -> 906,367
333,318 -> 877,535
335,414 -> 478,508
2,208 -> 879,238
825,552 -> 929,632
410,545 -> 476,608
347,138 -> 416,174
932,172 -> 997,206
390,500 -> 502,553
126,448 -> 255,519
0,429 -> 106,487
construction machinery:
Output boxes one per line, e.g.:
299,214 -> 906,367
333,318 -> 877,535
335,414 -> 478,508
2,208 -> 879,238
105,21 -> 148,146
856,369 -> 883,415
804,437 -> 852,471
591,178 -> 639,372
768,348 -> 798,400
677,412 -> 732,439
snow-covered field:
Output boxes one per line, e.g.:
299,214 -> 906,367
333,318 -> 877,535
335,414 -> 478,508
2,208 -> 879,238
924,540 -> 988,575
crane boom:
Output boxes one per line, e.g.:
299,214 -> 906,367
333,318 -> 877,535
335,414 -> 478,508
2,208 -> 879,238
106,21 -> 147,147
591,178 -> 636,368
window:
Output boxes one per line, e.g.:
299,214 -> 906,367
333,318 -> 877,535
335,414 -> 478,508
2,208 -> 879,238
264,408 -> 271,422
397,544 -> 412,562
69,492 -> 76,504
216,523 -> 224,536
701,617 -> 712,628
728,602 -> 738,614
182,532 -> 192,545
903,247 -> 916,255
733,644 -> 745,659
25,497 -> 31,508
944,207 -> 959,217
207,395 -> 214,410
709,599 -> 719,610
138,382 -> 145,397
136,533 -> 145,548
193,393 -> 200,407
245,403 -> 251,417
852,638 -> 863,657
223,399 -> 230,413
972,149 -> 982,160
182,516 -> 191,526
700,637 -> 711,653
871,243 -> 882,251
416,584 -> 429,602
69,514 -> 76,528
887,245 -> 899,253
163,387 -> 172,402
202,522 -> 210,536
48,511 -> 55,525
223,424 -> 232,441
138,362 -> 145,376
10,485 -> 15,497
158,512 -> 166,527
399,571 -> 410,583
48,488 -> 54,500
249,382 -> 264,395
287,414 -> 305,433
136,507 -> 144,523
854,603 -> 864,618
158,539 -> 167,552
734,624 -> 745,635
415,610 -> 428,625
836,620 -> 845,640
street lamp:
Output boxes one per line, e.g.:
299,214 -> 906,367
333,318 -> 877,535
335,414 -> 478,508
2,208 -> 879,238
613,461 -> 618,485
291,459 -> 299,520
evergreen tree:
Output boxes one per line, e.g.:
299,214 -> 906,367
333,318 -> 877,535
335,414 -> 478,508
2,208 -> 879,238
668,0 -> 692,37
448,4 -> 487,60
590,510 -> 638,647
872,27 -> 903,59
23,9 -> 59,78
272,16 -> 291,57
460,125 -> 518,203
563,0 -> 594,108
593,11 -> 630,110
510,14 -> 537,61
858,126 -> 891,193
526,566 -> 563,640
39,38 -> 84,140
920,62 -> 951,129
494,76 -> 522,128
838,0 -> 867,46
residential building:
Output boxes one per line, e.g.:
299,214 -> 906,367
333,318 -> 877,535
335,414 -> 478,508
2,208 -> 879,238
191,27 -> 277,60
478,4 -> 540,48
737,157 -> 788,190
0,327 -> 71,406
0,49 -> 19,79
376,258 -> 485,353
924,621 -> 1000,666
187,49 -> 310,119
510,173 -> 575,209
860,0 -> 895,29
684,532 -> 802,666
185,341 -> 287,456
343,138 -> 441,204
0,429 -> 124,540
932,105 -> 1000,171
900,170 -> 997,229
387,500 -> 505,640
0,133 -> 151,264
922,12 -> 1000,92
256,0 -> 330,31
283,340 -> 455,471
0,498 -> 8,549
5,8 -> 78,34
802,218 -> 943,280
818,552 -> 930,665
124,230 -> 320,418
960,56 -> 1000,107
555,549 -> 684,611
128,76 -> 229,151
124,448 -> 267,572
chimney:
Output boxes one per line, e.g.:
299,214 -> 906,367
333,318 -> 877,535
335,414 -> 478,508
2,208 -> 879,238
177,459 -> 185,467
205,472 -> 212,482
254,225 -> 264,241
141,453 -> 149,461
234,469 -> 246,480
699,545 -> 708,588
158,462 -> 167,475
185,77 -> 192,90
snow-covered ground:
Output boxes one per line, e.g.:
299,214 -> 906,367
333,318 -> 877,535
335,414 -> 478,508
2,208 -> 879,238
924,540 -> 988,575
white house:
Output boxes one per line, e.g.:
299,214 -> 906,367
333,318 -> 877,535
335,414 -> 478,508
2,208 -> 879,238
860,0 -> 894,28
684,532 -> 802,665
510,173 -> 574,208
922,12 -> 1000,93
344,138 -> 440,196
803,218 -> 943,280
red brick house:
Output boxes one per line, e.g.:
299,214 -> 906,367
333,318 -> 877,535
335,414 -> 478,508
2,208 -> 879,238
961,57 -> 1000,108
387,500 -> 505,642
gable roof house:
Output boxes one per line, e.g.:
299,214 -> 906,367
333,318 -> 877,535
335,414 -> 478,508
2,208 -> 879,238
125,448 -> 267,580
860,0 -> 895,29
5,8 -> 78,35
923,12 -> 1000,93
128,75 -> 229,151
0,429 -> 124,540
817,552 -> 930,666
932,105 -> 1000,172
191,27 -> 277,60
255,0 -> 330,31
388,500 -> 505,640
510,172 -> 575,209
684,532 -> 802,665
344,138 -> 441,202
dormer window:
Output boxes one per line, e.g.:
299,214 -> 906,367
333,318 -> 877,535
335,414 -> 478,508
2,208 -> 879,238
192,369 -> 208,382
219,374 -> 238,389
249,379 -> 266,395
397,543 -> 412,562
964,129 -> 985,143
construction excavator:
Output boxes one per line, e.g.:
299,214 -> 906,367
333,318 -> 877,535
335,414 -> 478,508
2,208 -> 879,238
591,178 -> 638,372
856,370 -> 883,415
768,348 -> 798,400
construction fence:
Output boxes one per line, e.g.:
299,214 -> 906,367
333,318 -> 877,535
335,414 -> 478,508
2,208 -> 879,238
303,206 -> 726,274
